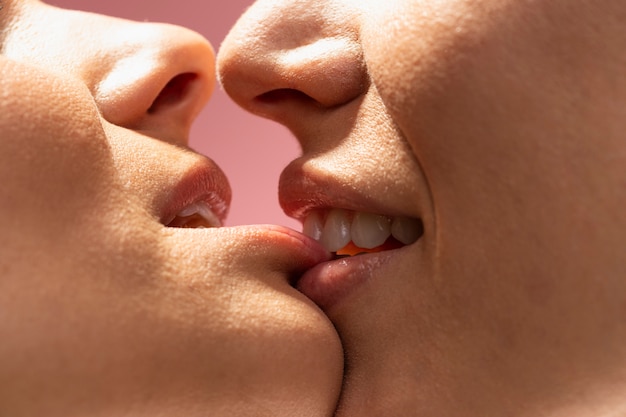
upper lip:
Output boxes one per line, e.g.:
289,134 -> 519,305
279,159 -> 413,221
160,158 -> 231,226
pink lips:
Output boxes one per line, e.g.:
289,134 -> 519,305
279,159 -> 408,221
296,249 -> 398,311
160,158 -> 232,226
160,157 -> 333,283
280,162 -> 410,310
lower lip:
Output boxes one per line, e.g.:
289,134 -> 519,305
296,248 -> 400,311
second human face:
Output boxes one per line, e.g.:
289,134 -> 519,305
0,1 -> 342,416
218,0 -> 626,415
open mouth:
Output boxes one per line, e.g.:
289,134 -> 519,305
164,200 -> 222,229
302,208 -> 423,259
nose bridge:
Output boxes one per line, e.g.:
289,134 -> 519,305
218,0 -> 367,117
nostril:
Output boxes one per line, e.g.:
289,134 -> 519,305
256,88 -> 321,108
148,72 -> 198,115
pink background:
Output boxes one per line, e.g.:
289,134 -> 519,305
49,0 -> 300,229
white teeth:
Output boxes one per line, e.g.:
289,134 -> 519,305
351,212 -> 391,249
303,210 -> 324,241
170,201 -> 221,228
320,209 -> 352,252
391,216 -> 423,245
303,208 -> 422,253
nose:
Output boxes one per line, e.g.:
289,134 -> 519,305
217,0 -> 368,127
17,2 -> 216,146
91,22 -> 215,146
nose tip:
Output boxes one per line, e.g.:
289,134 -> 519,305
95,23 -> 215,145
217,2 -> 367,124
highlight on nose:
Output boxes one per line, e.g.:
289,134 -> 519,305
218,33 -> 368,123
95,23 -> 215,145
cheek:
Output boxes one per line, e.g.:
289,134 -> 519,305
360,0 -> 626,360
0,60 -> 117,239
362,0 -> 592,258
0,60 -> 166,411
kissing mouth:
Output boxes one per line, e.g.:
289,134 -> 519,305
303,208 -> 423,258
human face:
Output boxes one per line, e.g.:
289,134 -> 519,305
0,1 -> 343,415
218,0 -> 626,415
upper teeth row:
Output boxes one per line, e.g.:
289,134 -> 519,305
303,209 -> 423,252
167,200 -> 221,228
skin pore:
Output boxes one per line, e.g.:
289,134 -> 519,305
218,0 -> 626,416
0,0 -> 342,416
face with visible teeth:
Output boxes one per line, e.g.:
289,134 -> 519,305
219,0 -> 626,415
304,209 -> 423,256
0,1 -> 342,416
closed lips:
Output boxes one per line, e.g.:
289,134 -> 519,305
303,208 -> 423,256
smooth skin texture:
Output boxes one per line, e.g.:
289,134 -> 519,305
218,0 -> 626,415
0,1 -> 343,416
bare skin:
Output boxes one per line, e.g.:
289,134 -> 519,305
0,1 -> 343,415
218,0 -> 626,415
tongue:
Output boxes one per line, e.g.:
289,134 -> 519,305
335,237 -> 404,256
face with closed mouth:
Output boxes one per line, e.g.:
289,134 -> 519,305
218,0 -> 626,415
0,0 -> 343,415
